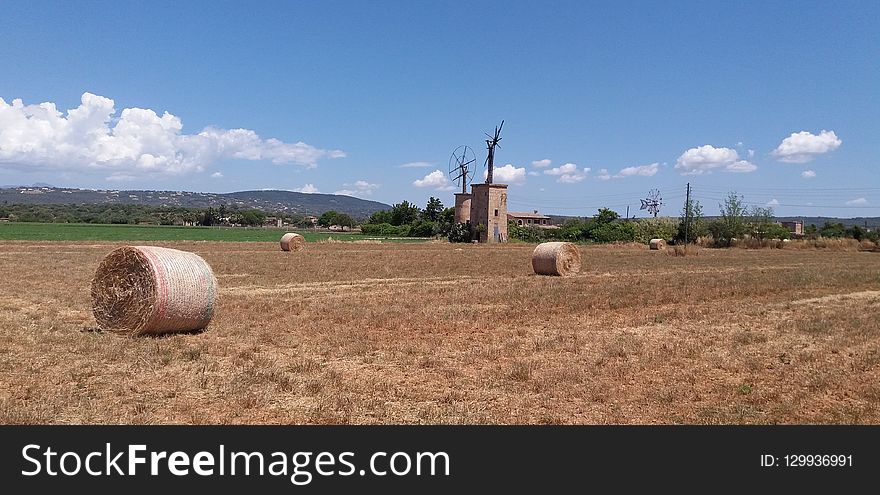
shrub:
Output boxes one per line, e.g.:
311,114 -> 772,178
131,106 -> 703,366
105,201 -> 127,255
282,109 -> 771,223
360,223 -> 409,236
447,223 -> 471,243
591,221 -> 636,243
633,217 -> 679,244
408,220 -> 436,237
508,221 -> 544,242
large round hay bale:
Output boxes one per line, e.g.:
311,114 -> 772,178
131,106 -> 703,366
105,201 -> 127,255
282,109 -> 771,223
649,238 -> 666,250
280,232 -> 305,251
531,242 -> 581,276
91,246 -> 218,336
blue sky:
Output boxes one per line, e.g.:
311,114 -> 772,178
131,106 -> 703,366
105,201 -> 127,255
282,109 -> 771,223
1,0 -> 877,217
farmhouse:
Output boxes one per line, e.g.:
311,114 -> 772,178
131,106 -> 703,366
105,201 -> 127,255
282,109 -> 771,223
263,216 -> 283,228
777,220 -> 804,237
508,210 -> 551,227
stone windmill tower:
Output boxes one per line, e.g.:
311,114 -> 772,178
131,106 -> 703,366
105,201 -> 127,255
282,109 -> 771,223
468,121 -> 508,243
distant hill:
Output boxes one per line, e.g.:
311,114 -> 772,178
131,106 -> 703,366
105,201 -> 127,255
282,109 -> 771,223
0,187 -> 391,218
0,182 -> 55,188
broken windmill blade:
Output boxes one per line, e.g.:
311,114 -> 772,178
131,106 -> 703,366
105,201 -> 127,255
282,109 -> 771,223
484,120 -> 504,184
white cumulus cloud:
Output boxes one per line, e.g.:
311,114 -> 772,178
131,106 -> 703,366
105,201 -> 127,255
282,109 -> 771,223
614,162 -> 659,178
398,161 -> 433,168
726,160 -> 758,173
352,180 -> 379,190
558,172 -> 588,183
675,145 -> 757,175
527,171 -> 540,176
766,198 -> 780,207
483,163 -> 526,184
801,170 -> 816,179
596,169 -> 611,181
845,197 -> 868,206
772,130 -> 841,163
335,180 -> 380,197
210,171 -> 223,178
545,163 -> 589,183
531,158 -> 551,168
0,92 -> 345,180
544,163 -> 579,176
292,183 -> 320,193
413,169 -> 453,190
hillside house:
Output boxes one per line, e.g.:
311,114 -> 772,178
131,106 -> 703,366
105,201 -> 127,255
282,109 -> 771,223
508,210 -> 552,227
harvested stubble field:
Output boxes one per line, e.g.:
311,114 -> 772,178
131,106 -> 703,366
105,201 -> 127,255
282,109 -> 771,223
1,240 -> 879,424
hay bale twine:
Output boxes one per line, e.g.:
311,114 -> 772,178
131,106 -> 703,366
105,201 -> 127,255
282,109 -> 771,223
280,232 -> 305,251
649,238 -> 667,250
531,242 -> 581,276
91,246 -> 218,336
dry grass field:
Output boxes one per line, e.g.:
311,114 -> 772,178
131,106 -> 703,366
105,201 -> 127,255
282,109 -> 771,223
1,240 -> 879,424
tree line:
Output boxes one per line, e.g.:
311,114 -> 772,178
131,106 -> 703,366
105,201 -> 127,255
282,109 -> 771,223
361,197 -> 457,238
508,192 -> 880,245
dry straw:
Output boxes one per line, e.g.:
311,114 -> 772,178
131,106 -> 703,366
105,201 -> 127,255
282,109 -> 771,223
91,246 -> 218,336
649,238 -> 666,250
531,241 -> 581,276
280,232 -> 305,251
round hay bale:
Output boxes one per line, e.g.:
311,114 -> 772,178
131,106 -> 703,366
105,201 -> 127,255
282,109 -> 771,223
280,232 -> 305,251
649,238 -> 666,250
531,242 -> 581,276
91,246 -> 218,336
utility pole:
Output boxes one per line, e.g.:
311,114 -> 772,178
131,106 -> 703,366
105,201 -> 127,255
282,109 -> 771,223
684,182 -> 691,249
626,205 -> 630,221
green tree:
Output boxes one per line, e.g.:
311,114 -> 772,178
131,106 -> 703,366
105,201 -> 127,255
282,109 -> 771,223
593,208 -> 619,224
819,221 -> 846,238
441,207 -> 455,225
423,197 -> 444,222
709,192 -> 748,246
748,206 -> 775,241
368,210 -> 393,225
848,225 -> 866,241
676,198 -> 704,244
318,211 -> 340,227
591,221 -> 636,243
433,206 -> 456,236
335,213 -> 355,231
764,224 -> 791,240
237,209 -> 265,227
183,210 -> 200,226
409,220 -> 436,237
390,201 -> 421,226
559,218 -> 593,242
297,216 -> 316,228
200,207 -> 218,226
